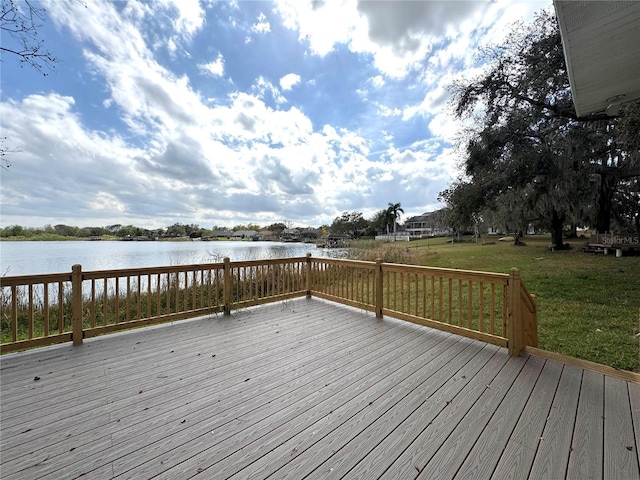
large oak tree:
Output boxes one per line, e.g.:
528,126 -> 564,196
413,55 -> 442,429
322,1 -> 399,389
446,10 -> 640,247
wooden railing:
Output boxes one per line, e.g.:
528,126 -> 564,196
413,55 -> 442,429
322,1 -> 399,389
308,258 -> 377,312
380,263 -> 510,348
1,255 -> 537,356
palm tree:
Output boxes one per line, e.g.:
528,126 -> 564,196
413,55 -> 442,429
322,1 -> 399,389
386,202 -> 404,234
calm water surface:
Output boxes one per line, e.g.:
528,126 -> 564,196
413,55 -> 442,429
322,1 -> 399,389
0,241 -> 345,276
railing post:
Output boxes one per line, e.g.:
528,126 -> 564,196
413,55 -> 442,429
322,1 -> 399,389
72,264 -> 83,346
223,257 -> 231,315
508,267 -> 522,356
306,253 -> 312,298
375,258 -> 383,318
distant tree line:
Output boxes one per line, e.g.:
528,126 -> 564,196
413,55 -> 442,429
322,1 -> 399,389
0,222 -> 312,239
1,203 -> 409,240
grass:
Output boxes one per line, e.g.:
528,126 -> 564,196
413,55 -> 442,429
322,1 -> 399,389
351,235 -> 640,372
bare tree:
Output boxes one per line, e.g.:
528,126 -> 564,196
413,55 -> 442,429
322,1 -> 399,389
1,0 -> 58,74
1,137 -> 19,169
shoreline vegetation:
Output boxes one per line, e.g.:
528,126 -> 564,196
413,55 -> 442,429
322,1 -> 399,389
1,234 -> 638,372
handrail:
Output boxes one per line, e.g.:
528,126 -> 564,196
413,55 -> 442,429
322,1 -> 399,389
1,255 -> 537,356
0,272 -> 72,285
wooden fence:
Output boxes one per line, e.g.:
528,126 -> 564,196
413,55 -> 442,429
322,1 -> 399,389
0,254 -> 537,356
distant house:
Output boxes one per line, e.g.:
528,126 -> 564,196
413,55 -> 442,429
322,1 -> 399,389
230,230 -> 258,240
404,211 -> 448,238
326,234 -> 351,247
281,228 -> 300,242
300,230 -> 319,240
211,230 -> 233,238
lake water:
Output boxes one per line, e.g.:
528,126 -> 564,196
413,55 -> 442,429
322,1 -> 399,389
0,241 -> 346,276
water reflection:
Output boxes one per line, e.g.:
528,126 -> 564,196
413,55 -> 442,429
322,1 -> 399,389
1,241 -> 348,276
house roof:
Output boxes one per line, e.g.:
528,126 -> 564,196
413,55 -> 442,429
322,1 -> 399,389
211,230 -> 232,236
554,1 -> 640,117
405,211 -> 444,224
231,230 -> 258,236
406,213 -> 432,223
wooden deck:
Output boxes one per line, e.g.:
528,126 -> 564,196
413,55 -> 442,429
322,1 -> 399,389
1,298 -> 638,479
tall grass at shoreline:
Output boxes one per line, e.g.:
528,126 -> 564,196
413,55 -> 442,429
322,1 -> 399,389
0,278 -> 220,344
1,264 -> 309,345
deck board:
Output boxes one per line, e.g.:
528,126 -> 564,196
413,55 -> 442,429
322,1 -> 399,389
604,376 -> 640,480
566,369 -> 604,480
491,359 -> 564,479
528,364 -> 582,479
1,297 -> 638,480
451,354 -> 546,480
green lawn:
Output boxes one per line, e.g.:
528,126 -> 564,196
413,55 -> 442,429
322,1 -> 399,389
352,235 -> 640,372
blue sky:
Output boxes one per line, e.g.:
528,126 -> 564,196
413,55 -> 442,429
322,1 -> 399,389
1,0 -> 550,229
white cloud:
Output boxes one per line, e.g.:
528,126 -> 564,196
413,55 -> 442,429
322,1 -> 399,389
251,12 -> 271,33
370,75 -> 385,88
161,0 -> 206,38
275,0 -> 545,80
275,0 -> 363,56
251,77 -> 287,105
280,73 -> 301,91
376,104 -> 402,118
92,192 -> 126,212
199,54 -> 225,77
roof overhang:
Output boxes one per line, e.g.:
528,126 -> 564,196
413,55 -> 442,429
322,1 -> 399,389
554,1 -> 640,117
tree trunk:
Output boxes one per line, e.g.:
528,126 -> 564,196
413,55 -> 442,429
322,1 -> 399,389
595,173 -> 615,233
550,209 -> 566,249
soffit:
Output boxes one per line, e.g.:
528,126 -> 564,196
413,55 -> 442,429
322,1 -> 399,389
554,1 -> 640,117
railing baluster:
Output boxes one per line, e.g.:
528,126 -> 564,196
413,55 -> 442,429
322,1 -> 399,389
479,281 -> 484,333
430,276 -> 435,319
126,276 -> 131,323
414,274 -> 419,317
401,272 -> 405,312
90,279 -> 96,328
156,273 -> 161,317
146,274 -> 151,318
502,283 -> 508,337
58,281 -> 64,333
468,280 -> 473,329
448,278 -> 453,324
28,284 -> 34,339
103,278 -> 108,326
183,271 -> 189,311
438,277 -> 443,322
115,277 -> 120,323
457,279 -> 463,326
11,285 -> 17,342
194,270 -> 198,309
44,283 -> 50,337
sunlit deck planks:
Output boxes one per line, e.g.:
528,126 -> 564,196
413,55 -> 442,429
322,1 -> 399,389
1,297 -> 638,479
